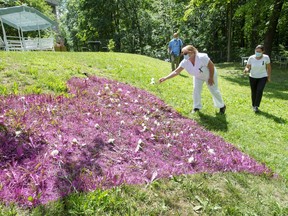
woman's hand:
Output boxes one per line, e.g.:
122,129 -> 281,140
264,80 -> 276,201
159,67 -> 184,84
243,68 -> 249,73
208,77 -> 214,86
244,64 -> 251,74
159,77 -> 166,83
267,76 -> 271,82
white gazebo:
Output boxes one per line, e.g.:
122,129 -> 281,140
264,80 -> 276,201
0,5 -> 56,51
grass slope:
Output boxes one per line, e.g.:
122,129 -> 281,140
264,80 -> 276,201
0,51 -> 287,215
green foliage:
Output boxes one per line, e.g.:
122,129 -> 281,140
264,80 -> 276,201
1,173 -> 287,215
107,39 -> 115,52
62,0 -> 288,61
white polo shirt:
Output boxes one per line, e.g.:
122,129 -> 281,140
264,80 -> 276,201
179,53 -> 211,81
247,54 -> 270,78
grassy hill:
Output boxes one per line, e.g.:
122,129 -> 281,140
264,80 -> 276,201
0,51 -> 287,215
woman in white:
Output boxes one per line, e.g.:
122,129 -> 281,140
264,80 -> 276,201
244,45 -> 271,113
159,45 -> 226,114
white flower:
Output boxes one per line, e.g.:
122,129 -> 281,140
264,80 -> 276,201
154,120 -> 160,126
167,143 -> 172,148
116,112 -> 121,116
15,130 -> 21,137
120,120 -> 125,125
50,149 -> 59,157
108,138 -> 115,144
134,99 -> 139,103
104,84 -> 110,91
135,139 -> 143,152
140,125 -> 147,132
94,123 -> 100,129
117,88 -> 123,92
188,156 -> 195,163
150,171 -> 158,182
173,133 -> 179,137
150,78 -> 155,85
143,115 -> 149,121
208,148 -> 215,155
72,138 -> 78,144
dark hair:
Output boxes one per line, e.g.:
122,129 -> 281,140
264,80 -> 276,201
255,45 -> 264,51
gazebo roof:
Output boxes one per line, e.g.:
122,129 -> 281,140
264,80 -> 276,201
0,5 -> 55,32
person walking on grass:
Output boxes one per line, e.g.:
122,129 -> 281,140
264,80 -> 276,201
244,45 -> 272,113
168,33 -> 183,71
159,45 -> 226,114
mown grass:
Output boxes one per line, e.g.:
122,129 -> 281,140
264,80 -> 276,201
0,51 -> 287,215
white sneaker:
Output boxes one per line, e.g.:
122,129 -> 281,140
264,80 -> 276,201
253,106 -> 259,113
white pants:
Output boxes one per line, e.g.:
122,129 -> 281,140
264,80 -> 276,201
193,69 -> 225,109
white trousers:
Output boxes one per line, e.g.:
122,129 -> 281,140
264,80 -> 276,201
193,69 -> 225,109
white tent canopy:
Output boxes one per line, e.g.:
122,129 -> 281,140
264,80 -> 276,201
0,5 -> 56,51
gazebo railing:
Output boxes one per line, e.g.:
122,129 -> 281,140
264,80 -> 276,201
4,36 -> 54,51
6,36 -> 23,51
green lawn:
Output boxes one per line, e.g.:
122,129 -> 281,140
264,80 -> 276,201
0,51 -> 287,215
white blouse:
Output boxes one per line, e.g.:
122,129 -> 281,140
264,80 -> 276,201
179,53 -> 211,81
247,54 -> 270,78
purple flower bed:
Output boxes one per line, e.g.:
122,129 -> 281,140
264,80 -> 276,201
0,76 -> 272,206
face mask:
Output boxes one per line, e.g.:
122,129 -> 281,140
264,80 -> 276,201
184,54 -> 190,60
255,52 -> 263,58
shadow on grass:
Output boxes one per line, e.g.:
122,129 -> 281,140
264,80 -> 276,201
256,111 -> 287,124
217,63 -> 288,101
222,75 -> 288,101
198,112 -> 228,132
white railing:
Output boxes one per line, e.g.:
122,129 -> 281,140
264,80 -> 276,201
6,36 -> 23,51
39,38 -> 54,51
3,36 -> 54,51
23,38 -> 39,51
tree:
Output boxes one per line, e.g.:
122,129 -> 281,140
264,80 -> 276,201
61,0 -> 288,61
264,0 -> 285,57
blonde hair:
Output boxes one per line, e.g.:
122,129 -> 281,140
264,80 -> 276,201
182,45 -> 198,54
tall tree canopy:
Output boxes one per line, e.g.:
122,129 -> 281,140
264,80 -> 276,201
3,0 -> 286,62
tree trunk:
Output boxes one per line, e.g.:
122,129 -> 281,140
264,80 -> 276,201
264,0 -> 284,58
227,1 -> 232,62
